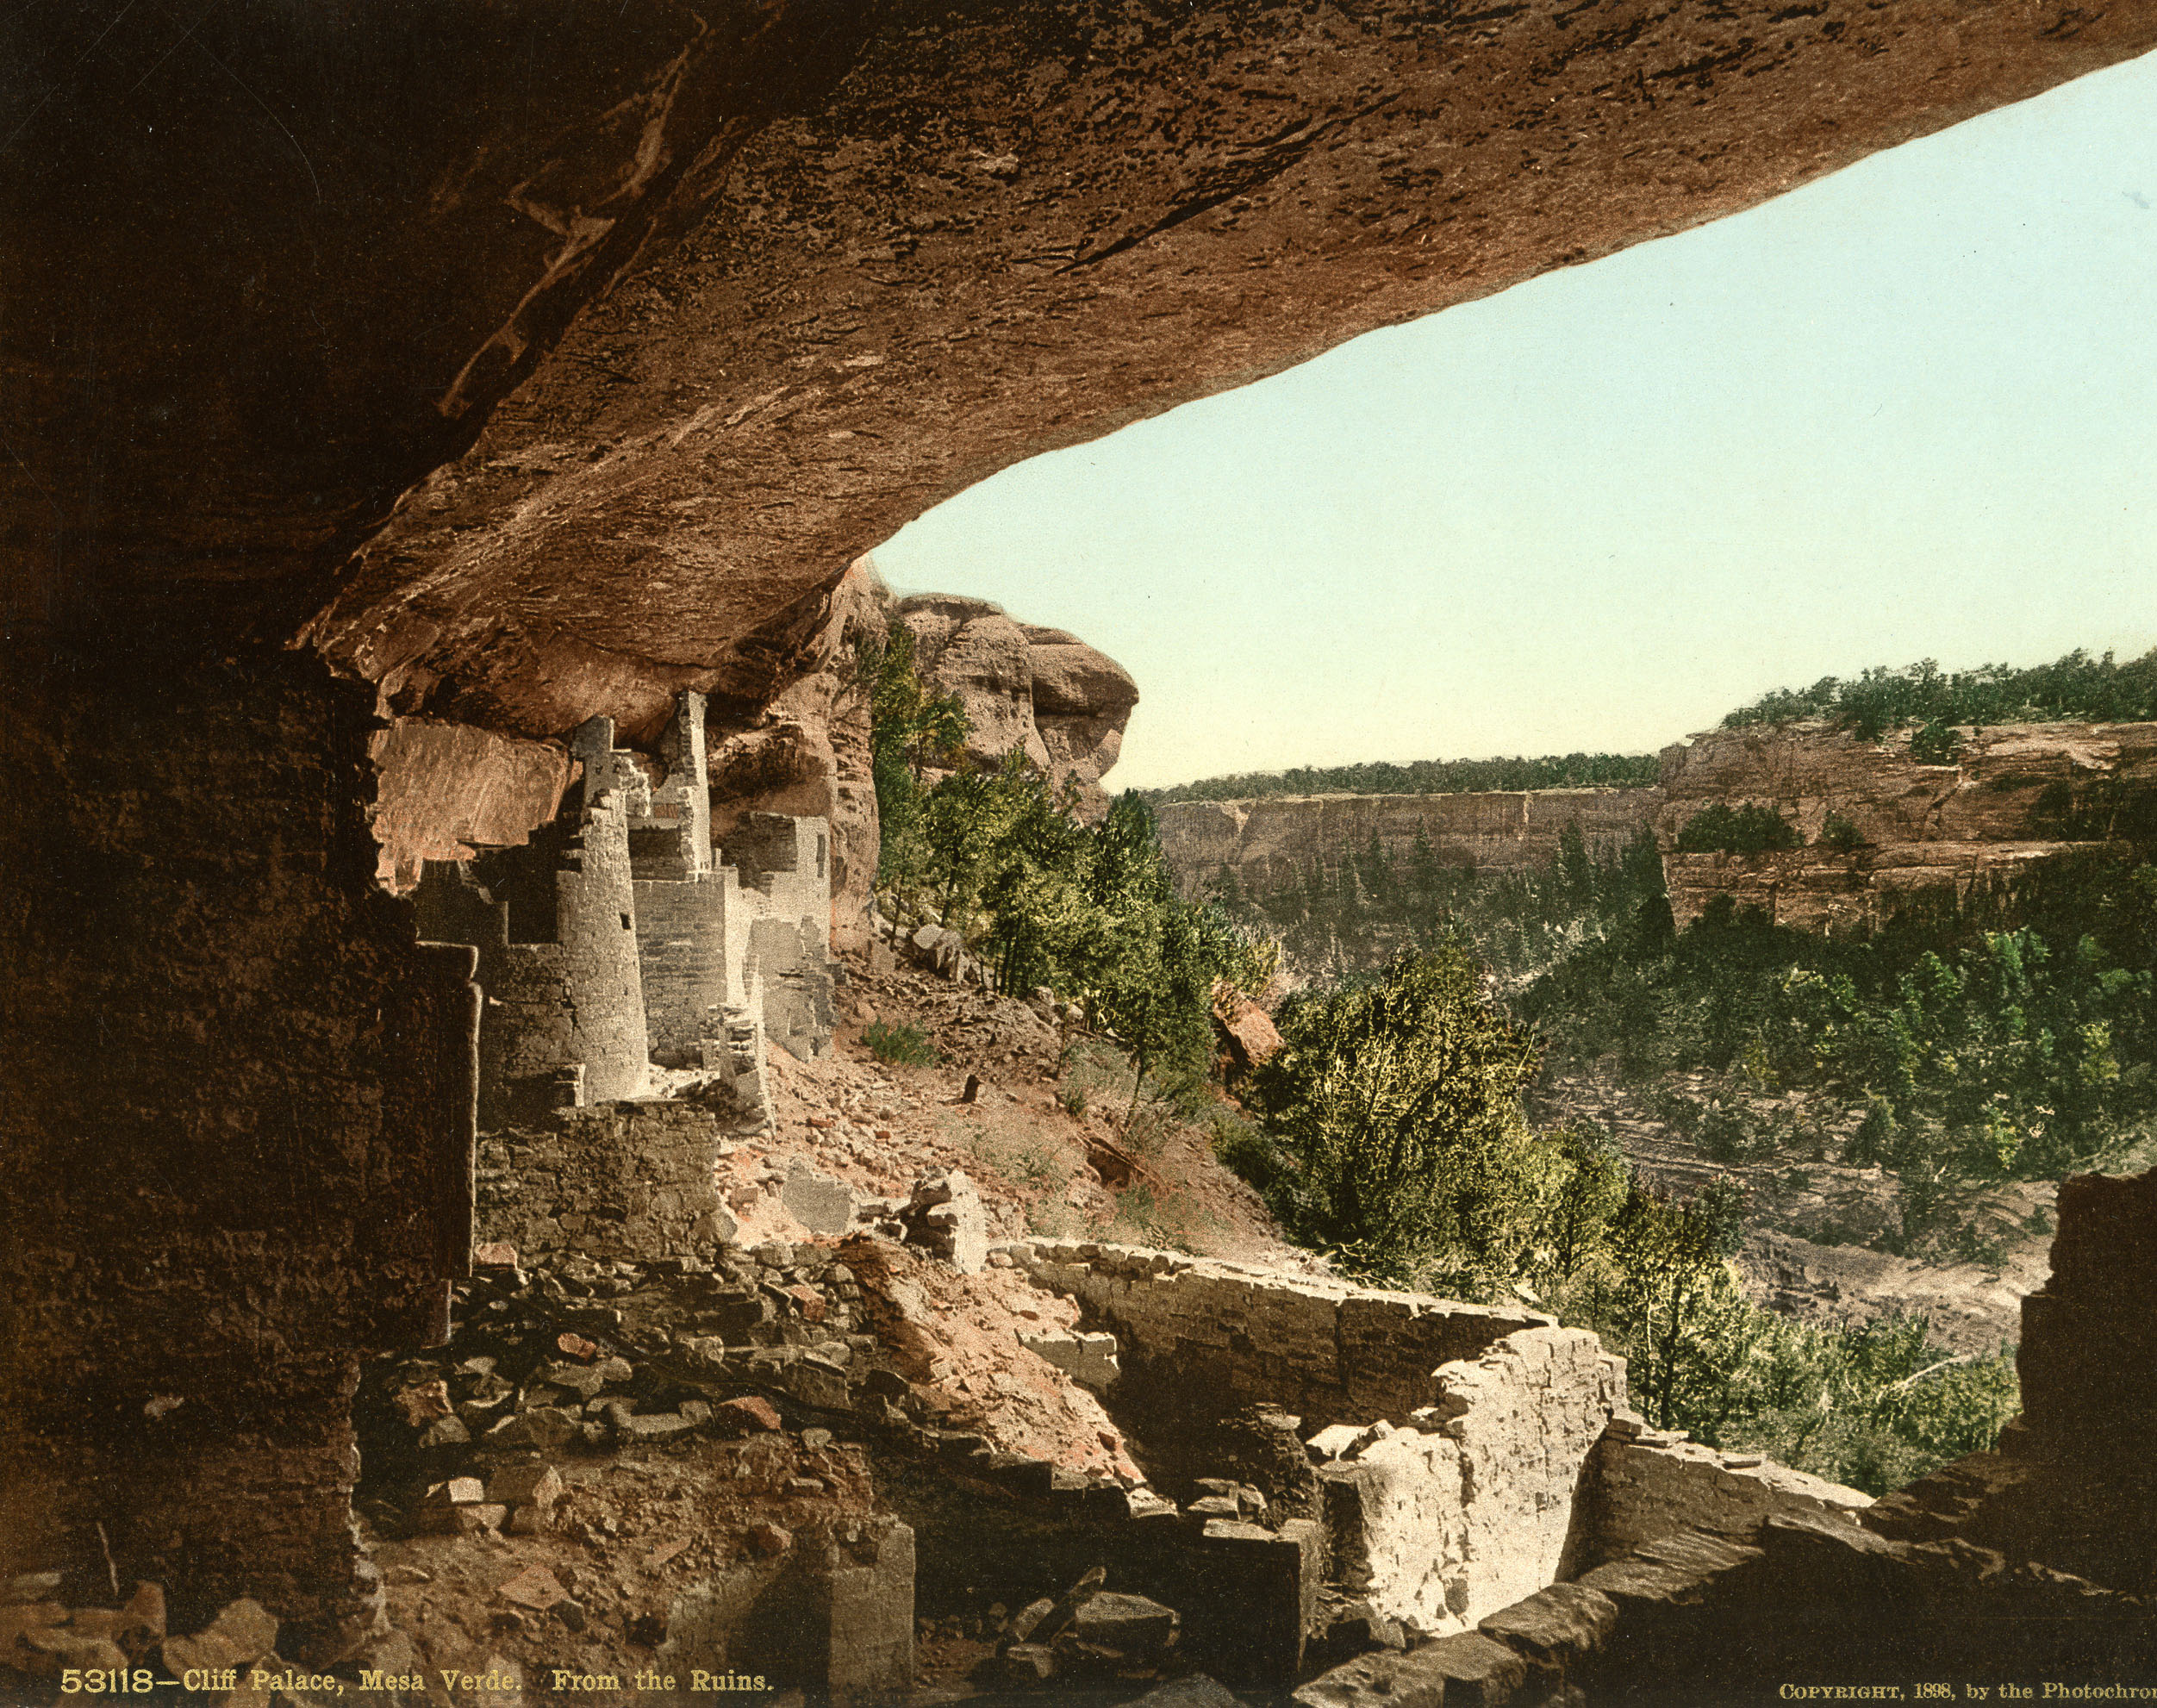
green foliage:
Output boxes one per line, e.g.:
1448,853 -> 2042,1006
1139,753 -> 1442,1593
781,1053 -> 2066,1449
1818,813 -> 1868,854
1244,944 -> 1581,1297
865,620 -> 972,889
1214,823 -> 1674,991
870,670 -> 1269,1133
1908,720 -> 1961,764
1519,855 -> 2157,1246
1146,751 -> 1661,806
1674,803 -> 1802,855
1559,1235 -> 2023,1494
1587,1178 -> 1748,1432
1721,647 -> 2157,739
861,1020 -> 938,1068
1216,936 -> 2020,1495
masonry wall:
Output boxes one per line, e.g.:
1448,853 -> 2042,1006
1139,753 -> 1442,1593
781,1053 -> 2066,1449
1019,1242 -> 1549,1433
1311,1329 -> 1617,1637
1564,1431 -> 1872,1576
731,813 -> 836,1061
547,774 -> 652,1103
0,645 -> 472,1651
477,1097 -> 746,1265
635,873 -> 737,1063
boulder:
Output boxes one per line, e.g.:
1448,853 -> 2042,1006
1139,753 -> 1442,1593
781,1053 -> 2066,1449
1214,993 -> 1284,1079
1065,1592 -> 1179,1659
781,1159 -> 859,1236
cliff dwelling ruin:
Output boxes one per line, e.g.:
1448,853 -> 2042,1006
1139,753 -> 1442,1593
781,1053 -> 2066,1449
5,3 -> 2157,1702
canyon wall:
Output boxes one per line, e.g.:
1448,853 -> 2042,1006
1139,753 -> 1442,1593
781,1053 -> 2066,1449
1157,720 -> 2157,938
1157,789 -> 1663,899
1657,720 -> 2157,932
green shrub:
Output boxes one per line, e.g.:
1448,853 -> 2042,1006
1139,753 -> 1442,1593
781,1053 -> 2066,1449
1209,1108 -> 1291,1194
1674,803 -> 1801,856
862,1021 -> 938,1068
1818,813 -> 1867,854
1909,720 -> 1962,764
1698,1101 -> 1779,1163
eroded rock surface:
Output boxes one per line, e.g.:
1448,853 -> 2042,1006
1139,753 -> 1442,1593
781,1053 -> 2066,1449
899,594 -> 1140,814
1658,720 -> 2157,932
1160,789 -> 1662,897
15,2 -> 2154,728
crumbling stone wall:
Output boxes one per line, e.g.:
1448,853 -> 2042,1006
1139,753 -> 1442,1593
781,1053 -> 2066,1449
0,645 -> 473,1649
1861,1164 -> 2157,1596
477,1097 -> 750,1266
657,1517 -> 913,1699
415,795 -> 652,1122
1019,1242 -> 1549,1432
1563,1428 -> 1872,1576
731,813 -> 838,1061
634,876 -> 739,1063
1319,1329 -> 1621,1636
631,694 -> 741,1063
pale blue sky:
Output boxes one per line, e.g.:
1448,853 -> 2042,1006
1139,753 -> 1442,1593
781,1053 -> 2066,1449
876,49 -> 2157,792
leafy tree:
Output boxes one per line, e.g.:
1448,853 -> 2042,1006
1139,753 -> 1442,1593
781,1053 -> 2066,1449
865,619 -> 971,892
1674,803 -> 1802,855
1721,645 -> 2157,738
1596,1178 -> 1749,1430
1244,943 -> 1559,1293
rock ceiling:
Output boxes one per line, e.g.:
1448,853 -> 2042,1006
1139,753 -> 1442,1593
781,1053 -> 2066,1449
7,1 -> 2152,738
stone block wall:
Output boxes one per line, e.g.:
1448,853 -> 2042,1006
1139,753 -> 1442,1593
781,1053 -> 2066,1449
1019,1242 -> 1549,1432
1319,1329 -> 1620,1636
1564,1432 -> 1872,1576
0,646 -> 474,1646
634,872 -> 737,1063
2016,1164 -> 2157,1464
731,813 -> 837,1061
1862,1166 -> 2157,1595
657,1516 -> 915,1699
477,1097 -> 748,1265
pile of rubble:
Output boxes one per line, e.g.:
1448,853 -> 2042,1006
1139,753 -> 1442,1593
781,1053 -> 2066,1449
988,1567 -> 1181,1684
2,1582 -> 362,1704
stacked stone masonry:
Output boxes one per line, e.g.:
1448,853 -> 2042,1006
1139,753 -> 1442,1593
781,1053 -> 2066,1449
416,691 -> 834,1127
1009,1239 -> 1874,1682
1019,1241 -> 1554,1431
1316,1329 -> 1619,1636
477,1098 -> 751,1267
